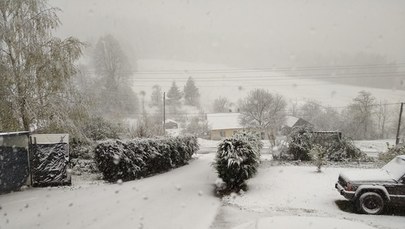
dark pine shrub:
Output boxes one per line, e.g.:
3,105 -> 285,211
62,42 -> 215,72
214,133 -> 261,194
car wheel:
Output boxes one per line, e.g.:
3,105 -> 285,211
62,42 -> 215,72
358,192 -> 384,215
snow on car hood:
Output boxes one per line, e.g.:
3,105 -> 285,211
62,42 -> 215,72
340,169 -> 395,183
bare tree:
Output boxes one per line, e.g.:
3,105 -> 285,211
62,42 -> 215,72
0,0 -> 83,131
375,101 -> 390,139
212,97 -> 231,113
239,89 -> 287,146
344,91 -> 376,139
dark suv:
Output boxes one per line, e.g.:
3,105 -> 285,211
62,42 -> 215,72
335,155 -> 405,214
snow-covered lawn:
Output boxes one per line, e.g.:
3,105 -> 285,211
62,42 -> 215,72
353,139 -> 394,157
211,161 -> 405,229
0,154 -> 220,229
2,147 -> 405,229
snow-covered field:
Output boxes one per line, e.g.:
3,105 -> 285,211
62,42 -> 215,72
132,59 -> 405,110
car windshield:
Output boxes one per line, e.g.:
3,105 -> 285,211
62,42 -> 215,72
383,156 -> 405,181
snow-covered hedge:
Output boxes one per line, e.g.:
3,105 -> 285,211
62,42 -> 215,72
94,136 -> 199,182
280,126 -> 365,162
213,131 -> 262,193
379,144 -> 405,163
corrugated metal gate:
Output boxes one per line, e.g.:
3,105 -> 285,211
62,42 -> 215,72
0,132 -> 30,193
0,132 -> 71,193
30,134 -> 71,187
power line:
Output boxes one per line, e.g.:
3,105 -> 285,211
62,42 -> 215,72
82,62 -> 405,75
129,63 -> 405,75
130,72 -> 405,82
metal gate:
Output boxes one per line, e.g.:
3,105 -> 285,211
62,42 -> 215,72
30,134 -> 71,187
0,132 -> 30,193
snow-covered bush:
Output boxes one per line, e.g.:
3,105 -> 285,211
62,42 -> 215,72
281,126 -> 365,162
213,133 -> 261,194
326,137 -> 365,161
233,131 -> 263,156
310,144 -> 326,172
94,136 -> 199,182
285,126 -> 314,161
82,116 -> 121,141
379,143 -> 405,163
94,140 -> 144,181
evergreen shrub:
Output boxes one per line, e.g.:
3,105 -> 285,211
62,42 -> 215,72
280,126 -> 366,162
94,136 -> 199,182
213,131 -> 262,193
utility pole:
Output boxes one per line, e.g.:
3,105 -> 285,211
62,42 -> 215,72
396,102 -> 404,145
163,92 -> 166,135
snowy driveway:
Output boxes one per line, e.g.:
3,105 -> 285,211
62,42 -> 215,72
0,154 -> 220,229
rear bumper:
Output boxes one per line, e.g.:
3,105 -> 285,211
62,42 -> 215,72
335,182 -> 355,200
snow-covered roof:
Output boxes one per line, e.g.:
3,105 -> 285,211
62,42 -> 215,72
0,131 -> 30,136
30,134 -> 69,144
165,119 -> 178,124
207,113 -> 243,130
285,116 -> 299,128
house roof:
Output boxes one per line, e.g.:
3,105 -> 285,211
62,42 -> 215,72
165,119 -> 178,124
285,116 -> 299,128
207,113 -> 243,130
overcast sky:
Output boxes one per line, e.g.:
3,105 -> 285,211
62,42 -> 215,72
50,0 -> 405,68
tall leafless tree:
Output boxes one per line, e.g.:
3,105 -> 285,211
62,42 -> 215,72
239,89 -> 287,146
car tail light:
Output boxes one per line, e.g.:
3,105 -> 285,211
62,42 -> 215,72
346,182 -> 352,191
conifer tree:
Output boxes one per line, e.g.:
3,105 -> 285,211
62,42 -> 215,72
184,77 -> 200,106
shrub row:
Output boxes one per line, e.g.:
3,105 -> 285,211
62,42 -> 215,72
213,131 -> 262,193
278,126 -> 366,162
94,136 -> 199,182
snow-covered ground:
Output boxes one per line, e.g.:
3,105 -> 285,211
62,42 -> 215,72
211,162 -> 405,229
2,141 -> 404,229
353,139 -> 394,157
0,155 -> 220,229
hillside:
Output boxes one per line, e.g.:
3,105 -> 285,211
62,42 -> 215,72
131,59 -> 405,111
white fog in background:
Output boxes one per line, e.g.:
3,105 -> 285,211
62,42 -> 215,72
51,0 -> 405,66
49,0 -> 405,107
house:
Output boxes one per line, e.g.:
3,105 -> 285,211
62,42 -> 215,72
281,116 -> 313,135
164,119 -> 179,129
207,113 -> 244,140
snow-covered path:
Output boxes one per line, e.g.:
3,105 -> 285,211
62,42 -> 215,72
0,154 -> 220,229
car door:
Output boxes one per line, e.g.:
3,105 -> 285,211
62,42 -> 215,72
388,176 -> 405,205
